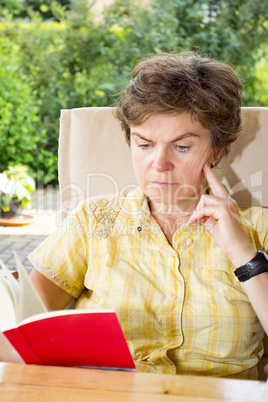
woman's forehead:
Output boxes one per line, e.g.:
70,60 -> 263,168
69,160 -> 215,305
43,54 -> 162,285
130,113 -> 210,139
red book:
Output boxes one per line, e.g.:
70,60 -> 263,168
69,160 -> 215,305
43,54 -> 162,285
3,309 -> 136,370
0,252 -> 135,370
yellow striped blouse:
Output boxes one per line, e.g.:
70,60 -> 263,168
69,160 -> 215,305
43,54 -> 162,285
28,188 -> 267,379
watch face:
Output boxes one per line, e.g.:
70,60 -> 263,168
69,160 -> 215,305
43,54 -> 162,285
258,249 -> 268,260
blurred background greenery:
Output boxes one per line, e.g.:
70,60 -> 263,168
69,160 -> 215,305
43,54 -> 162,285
0,0 -> 267,185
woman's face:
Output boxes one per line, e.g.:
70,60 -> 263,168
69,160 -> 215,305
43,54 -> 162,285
130,113 -> 215,213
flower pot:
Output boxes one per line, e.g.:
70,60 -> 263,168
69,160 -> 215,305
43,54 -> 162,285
0,200 -> 24,220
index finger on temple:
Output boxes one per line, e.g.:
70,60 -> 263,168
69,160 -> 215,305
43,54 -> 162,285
203,162 -> 229,198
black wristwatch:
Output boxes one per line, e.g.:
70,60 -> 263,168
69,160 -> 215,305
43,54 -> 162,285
234,250 -> 268,282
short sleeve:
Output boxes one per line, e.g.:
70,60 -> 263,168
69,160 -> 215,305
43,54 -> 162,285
240,206 -> 268,253
27,203 -> 91,298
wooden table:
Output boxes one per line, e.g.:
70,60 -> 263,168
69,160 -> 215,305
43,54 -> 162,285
0,363 -> 267,401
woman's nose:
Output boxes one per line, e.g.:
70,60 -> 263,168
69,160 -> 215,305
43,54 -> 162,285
152,149 -> 174,172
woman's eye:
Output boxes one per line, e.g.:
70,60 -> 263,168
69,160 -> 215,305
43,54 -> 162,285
138,144 -> 151,150
175,145 -> 190,153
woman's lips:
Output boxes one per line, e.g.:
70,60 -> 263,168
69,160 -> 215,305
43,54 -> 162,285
150,181 -> 178,188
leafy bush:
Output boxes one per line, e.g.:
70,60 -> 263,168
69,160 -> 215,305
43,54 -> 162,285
0,0 -> 71,18
0,0 -> 267,185
251,45 -> 268,106
103,0 -> 268,105
0,37 -> 46,178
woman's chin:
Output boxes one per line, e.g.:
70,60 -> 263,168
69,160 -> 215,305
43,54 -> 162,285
145,186 -> 200,203
146,192 -> 199,215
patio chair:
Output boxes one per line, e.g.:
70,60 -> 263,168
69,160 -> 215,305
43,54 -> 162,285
58,106 -> 268,380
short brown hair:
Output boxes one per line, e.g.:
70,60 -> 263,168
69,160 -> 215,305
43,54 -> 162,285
114,52 -> 243,158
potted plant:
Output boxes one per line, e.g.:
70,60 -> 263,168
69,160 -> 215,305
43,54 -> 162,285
0,165 -> 36,221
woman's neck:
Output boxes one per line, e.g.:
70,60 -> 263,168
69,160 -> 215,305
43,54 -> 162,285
148,198 -> 198,243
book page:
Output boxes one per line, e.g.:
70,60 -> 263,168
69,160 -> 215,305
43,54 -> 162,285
0,254 -> 47,331
0,261 -> 19,331
19,308 -> 115,326
0,331 -> 24,363
14,251 -> 47,324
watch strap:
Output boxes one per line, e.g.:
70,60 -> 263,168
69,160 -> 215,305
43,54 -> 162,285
234,250 -> 268,282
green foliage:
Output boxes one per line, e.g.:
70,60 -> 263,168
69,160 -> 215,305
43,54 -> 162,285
102,0 -> 179,69
0,0 -> 71,19
170,0 -> 268,105
0,37 -> 47,179
251,45 -> 268,106
0,0 -> 24,16
0,0 -> 267,185
103,0 -> 268,105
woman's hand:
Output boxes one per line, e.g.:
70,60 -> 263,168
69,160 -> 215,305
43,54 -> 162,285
187,162 -> 256,267
188,162 -> 268,335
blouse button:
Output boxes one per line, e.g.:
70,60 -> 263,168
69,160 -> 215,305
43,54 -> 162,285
186,239 -> 192,246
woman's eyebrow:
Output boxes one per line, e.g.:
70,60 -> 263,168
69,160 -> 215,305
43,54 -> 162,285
131,132 -> 152,142
170,133 -> 200,143
131,132 -> 200,142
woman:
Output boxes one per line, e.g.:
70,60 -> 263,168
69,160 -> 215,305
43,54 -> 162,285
29,52 -> 268,379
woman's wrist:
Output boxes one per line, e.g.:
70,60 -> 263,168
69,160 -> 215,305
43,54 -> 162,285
228,246 -> 256,269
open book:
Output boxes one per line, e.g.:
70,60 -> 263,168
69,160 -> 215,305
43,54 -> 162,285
0,253 -> 136,370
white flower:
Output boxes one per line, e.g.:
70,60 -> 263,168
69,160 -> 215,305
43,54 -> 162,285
0,173 -> 15,197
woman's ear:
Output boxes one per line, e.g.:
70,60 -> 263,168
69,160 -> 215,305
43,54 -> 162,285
210,161 -> 216,169
211,149 -> 224,168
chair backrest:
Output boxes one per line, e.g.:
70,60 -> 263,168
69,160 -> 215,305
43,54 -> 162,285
216,107 -> 268,208
58,107 -> 136,217
59,107 -> 268,216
